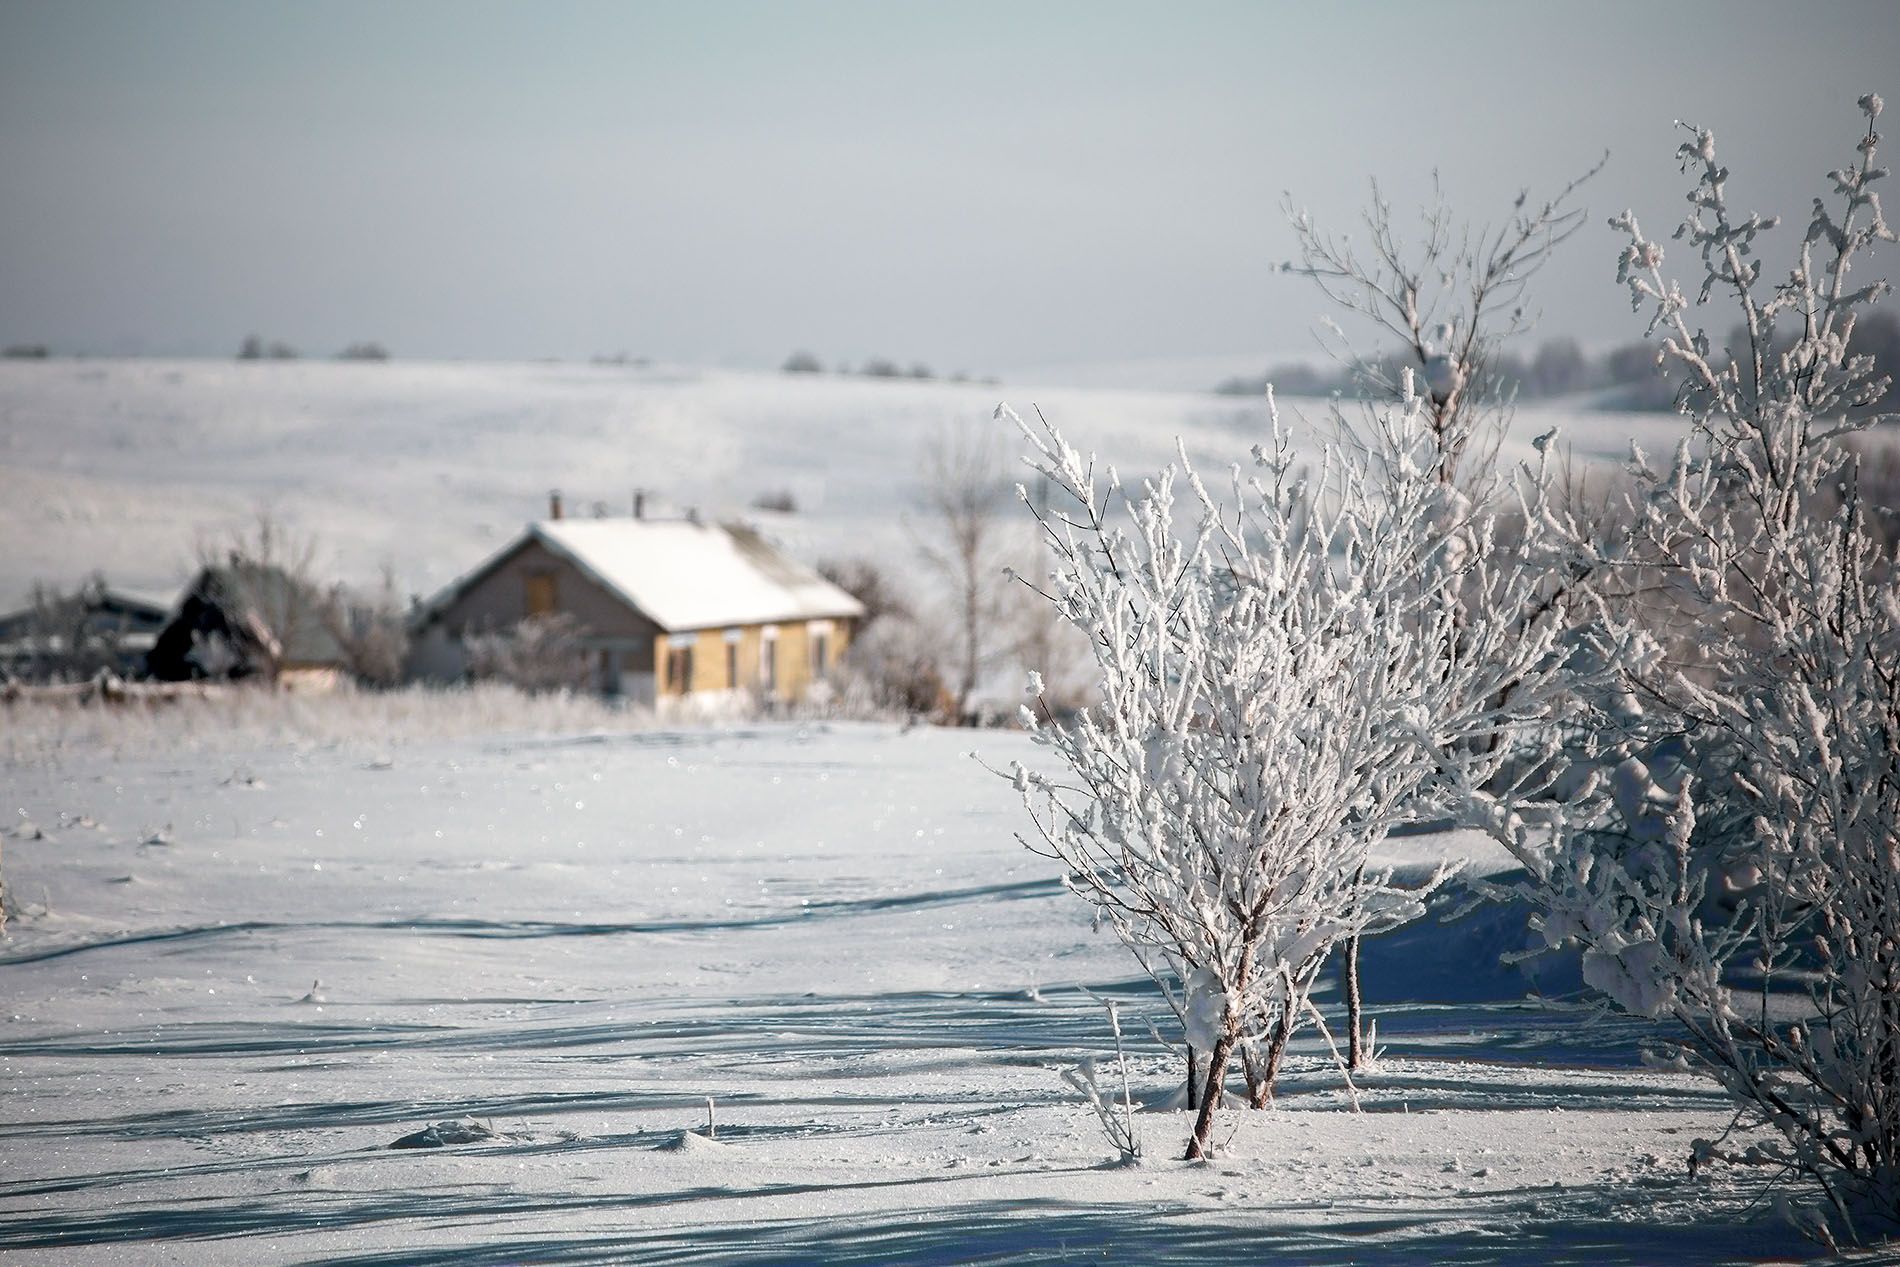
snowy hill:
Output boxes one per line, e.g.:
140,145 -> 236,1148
0,358 -> 1692,611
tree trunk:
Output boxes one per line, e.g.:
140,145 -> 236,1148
1257,1011 -> 1293,1104
1245,1012 -> 1294,1109
1341,858 -> 1368,1069
1184,1032 -> 1236,1160
1242,1045 -> 1267,1108
958,567 -> 980,723
1345,929 -> 1365,1071
1184,1044 -> 1198,1111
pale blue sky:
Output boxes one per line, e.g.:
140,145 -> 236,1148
1,1 -> 1895,375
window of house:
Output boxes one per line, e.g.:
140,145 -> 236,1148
725,641 -> 739,688
665,645 -> 693,694
761,631 -> 778,694
525,571 -> 556,616
807,620 -> 833,681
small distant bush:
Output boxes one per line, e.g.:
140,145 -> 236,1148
750,489 -> 799,514
237,336 -> 298,361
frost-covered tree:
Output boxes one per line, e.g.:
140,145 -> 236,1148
1000,382 -> 1588,1159
1284,167 -> 1607,1062
1493,96 -> 1900,1242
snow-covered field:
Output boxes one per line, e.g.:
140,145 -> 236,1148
0,360 -> 1818,1261
0,717 -> 1818,1264
0,357 -> 1693,612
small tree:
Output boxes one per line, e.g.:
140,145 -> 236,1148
7,574 -> 144,683
1000,353 -> 1597,1159
820,558 -> 946,716
1283,166 -> 1604,1064
322,565 -> 410,688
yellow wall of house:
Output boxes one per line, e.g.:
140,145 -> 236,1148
692,628 -> 729,694
652,619 -> 853,701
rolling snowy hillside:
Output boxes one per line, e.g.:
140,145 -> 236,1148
0,358 -> 1692,613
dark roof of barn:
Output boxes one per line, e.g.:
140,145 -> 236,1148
190,562 -> 349,665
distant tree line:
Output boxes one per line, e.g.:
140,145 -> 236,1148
1218,312 -> 1900,415
783,350 -> 994,385
239,336 -> 391,362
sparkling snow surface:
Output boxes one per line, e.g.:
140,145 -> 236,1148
0,722 -> 1810,1264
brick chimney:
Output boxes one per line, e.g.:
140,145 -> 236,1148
549,489 -> 564,520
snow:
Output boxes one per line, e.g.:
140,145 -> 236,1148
0,718 -> 1811,1262
0,356 -> 1816,1258
522,518 -> 864,631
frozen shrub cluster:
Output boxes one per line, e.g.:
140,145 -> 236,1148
1497,96 -> 1900,1241
463,613 -> 592,694
1005,96 -> 1900,1231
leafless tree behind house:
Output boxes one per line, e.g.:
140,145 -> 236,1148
914,426 -> 1011,723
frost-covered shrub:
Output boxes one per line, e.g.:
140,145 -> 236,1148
1062,1000 -> 1142,1165
322,570 -> 410,689
463,614 -> 592,694
1000,384 -> 1585,1159
1504,97 -> 1900,1242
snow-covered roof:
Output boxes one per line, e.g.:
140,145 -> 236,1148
436,517 -> 865,633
